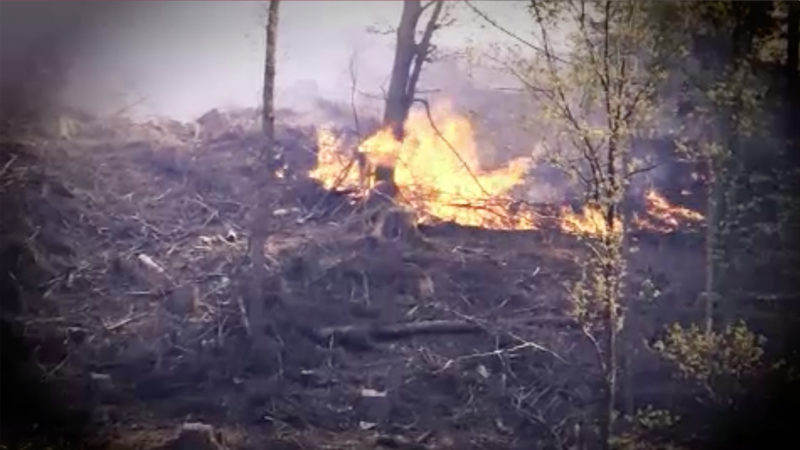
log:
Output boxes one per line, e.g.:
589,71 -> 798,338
314,319 -> 481,344
310,316 -> 578,351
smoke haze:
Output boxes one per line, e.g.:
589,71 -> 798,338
1,1 -> 533,121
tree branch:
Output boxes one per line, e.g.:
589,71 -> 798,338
348,51 -> 362,139
405,0 -> 444,109
412,98 -> 492,198
464,0 -> 569,64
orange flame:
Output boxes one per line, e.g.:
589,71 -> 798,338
633,189 -> 704,233
559,204 -> 622,237
309,104 -> 537,230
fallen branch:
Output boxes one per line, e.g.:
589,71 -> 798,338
104,312 -> 148,331
437,340 -> 559,374
0,153 -> 18,178
314,319 -> 482,344
313,316 -> 577,349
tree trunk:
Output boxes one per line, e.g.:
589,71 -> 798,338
261,0 -> 280,161
787,1 -> 799,162
379,0 -> 443,188
599,130 -> 621,450
246,0 -> 280,345
704,159 -> 720,335
384,0 -> 421,141
788,1 -> 799,86
600,227 -> 619,450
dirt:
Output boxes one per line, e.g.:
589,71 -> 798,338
0,112 -> 758,449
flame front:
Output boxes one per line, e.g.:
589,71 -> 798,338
309,108 -> 703,235
559,204 -> 622,237
633,189 -> 705,233
310,104 -> 537,230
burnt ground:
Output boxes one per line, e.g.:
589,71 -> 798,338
0,114 -> 794,449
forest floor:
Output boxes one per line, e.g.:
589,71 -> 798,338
1,111 -> 714,449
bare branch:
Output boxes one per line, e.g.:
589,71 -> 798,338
348,51 -> 362,138
412,98 -> 491,198
420,0 -> 437,13
530,0 -> 605,193
437,339 -> 564,374
406,0 -> 445,106
482,51 -> 554,95
464,0 -> 569,65
624,162 -> 661,180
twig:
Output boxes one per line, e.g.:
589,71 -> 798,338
237,295 -> 252,337
45,354 -> 70,378
105,312 -> 148,331
624,162 -> 661,180
0,154 -> 18,178
301,152 -> 359,222
349,51 -> 362,139
464,0 -> 569,65
436,340 -> 561,374
412,98 -> 492,198
112,93 -> 149,118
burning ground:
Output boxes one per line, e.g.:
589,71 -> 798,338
0,105 -> 791,449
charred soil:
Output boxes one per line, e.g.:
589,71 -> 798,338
0,114 -> 778,449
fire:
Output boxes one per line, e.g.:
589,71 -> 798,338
309,106 -> 703,236
633,189 -> 705,233
309,104 -> 537,230
559,204 -> 621,237
309,127 -> 357,190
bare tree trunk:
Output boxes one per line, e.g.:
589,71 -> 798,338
379,0 -> 443,187
384,0 -> 422,141
787,1 -> 799,159
704,160 -> 719,335
261,0 -> 280,161
788,1 -> 799,86
246,0 -> 280,345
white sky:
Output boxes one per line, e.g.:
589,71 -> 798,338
56,1 -> 534,120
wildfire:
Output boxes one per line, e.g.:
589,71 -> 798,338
309,104 -> 537,230
559,204 -> 622,237
633,189 -> 705,233
309,106 -> 703,236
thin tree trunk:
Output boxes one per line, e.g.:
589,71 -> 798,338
704,159 -> 718,335
246,0 -> 280,344
384,0 -> 421,141
788,1 -> 799,86
261,0 -> 280,160
599,123 -> 620,450
600,218 -> 619,450
786,1 -> 799,161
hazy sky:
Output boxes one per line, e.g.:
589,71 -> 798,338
34,1 -> 531,120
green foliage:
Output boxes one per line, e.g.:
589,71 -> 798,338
612,406 -> 684,450
654,321 -> 765,400
569,230 -> 626,332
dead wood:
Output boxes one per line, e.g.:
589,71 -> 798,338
244,0 -> 281,348
314,320 -> 481,343
311,315 -> 577,355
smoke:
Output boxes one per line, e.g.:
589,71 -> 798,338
0,2 -> 113,127
1,1 -> 539,123
0,1 -> 587,202
0,1 -> 403,122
